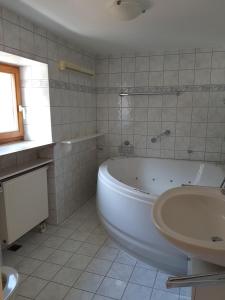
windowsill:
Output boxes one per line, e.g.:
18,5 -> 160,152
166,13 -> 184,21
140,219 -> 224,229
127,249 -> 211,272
0,140 -> 54,157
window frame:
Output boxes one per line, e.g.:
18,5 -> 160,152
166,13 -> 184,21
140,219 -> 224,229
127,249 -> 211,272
0,63 -> 24,144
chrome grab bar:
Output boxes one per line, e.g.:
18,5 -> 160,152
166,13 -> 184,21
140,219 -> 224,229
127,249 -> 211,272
167,272 -> 225,288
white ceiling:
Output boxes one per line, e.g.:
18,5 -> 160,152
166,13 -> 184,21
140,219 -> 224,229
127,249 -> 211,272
1,0 -> 225,55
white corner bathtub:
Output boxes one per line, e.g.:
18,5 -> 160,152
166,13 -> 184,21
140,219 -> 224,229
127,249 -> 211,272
97,157 -> 225,275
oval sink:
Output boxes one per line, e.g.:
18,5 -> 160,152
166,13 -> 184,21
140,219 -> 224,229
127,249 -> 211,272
152,186 -> 225,267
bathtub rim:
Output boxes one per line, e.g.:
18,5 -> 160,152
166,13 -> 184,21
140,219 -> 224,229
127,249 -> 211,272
98,156 -> 225,205
98,157 -> 158,204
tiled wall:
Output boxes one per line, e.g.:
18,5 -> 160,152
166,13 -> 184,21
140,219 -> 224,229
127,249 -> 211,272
1,4 -> 225,226
96,50 -> 225,163
0,6 -> 97,224
21,63 -> 52,142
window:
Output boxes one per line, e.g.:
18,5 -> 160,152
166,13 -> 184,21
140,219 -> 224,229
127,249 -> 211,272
0,64 -> 23,144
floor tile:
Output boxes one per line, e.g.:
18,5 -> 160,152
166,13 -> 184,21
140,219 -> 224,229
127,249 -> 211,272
44,224 -> 58,235
107,262 -> 133,281
18,273 -> 28,286
2,251 -> 23,267
122,282 -> 152,300
32,262 -> 61,280
16,243 -> 38,256
78,223 -> 96,233
58,239 -> 82,252
96,246 -> 119,261
93,296 -> 112,300
136,260 -> 157,271
130,267 -> 157,287
21,232 -> 50,245
116,251 -> 137,266
35,282 -> 69,300
97,277 -> 127,300
62,219 -> 83,230
154,272 -> 179,295
150,289 -> 179,300
70,230 -> 90,242
16,258 -> 42,275
180,287 -> 192,297
15,200 -> 190,300
29,245 -> 54,260
47,249 -> 73,265
85,234 -> 106,246
74,271 -> 104,292
86,258 -> 112,276
76,242 -> 100,257
53,227 -> 74,238
93,225 -> 107,236
66,254 -> 93,270
53,267 -> 81,286
43,236 -> 65,248
104,238 -> 120,249
15,296 -> 31,300
17,276 -> 47,298
64,288 -> 94,300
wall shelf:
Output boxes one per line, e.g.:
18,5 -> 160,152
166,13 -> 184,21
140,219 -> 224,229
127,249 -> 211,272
58,60 -> 95,76
119,91 -> 182,96
0,159 -> 53,181
61,133 -> 104,144
0,141 -> 54,157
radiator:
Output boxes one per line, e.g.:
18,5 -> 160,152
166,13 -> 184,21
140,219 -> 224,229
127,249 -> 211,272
0,166 -> 49,244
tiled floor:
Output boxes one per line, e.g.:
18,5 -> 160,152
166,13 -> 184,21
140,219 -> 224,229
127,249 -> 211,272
3,199 -> 191,300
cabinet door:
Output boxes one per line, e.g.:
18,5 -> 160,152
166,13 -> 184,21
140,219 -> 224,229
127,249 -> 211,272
1,167 -> 48,244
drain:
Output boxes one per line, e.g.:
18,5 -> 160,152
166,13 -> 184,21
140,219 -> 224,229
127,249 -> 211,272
211,236 -> 223,242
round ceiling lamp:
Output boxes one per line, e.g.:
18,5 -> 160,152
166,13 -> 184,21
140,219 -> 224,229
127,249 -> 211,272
107,0 -> 151,21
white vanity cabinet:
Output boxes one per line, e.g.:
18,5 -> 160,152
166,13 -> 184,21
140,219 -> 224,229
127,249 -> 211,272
0,163 -> 50,244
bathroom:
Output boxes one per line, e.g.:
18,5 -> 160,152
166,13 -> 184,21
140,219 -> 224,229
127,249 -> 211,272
0,0 -> 225,299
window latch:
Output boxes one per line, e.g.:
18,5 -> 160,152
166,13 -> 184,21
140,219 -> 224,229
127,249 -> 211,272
18,105 -> 26,119
18,105 -> 24,112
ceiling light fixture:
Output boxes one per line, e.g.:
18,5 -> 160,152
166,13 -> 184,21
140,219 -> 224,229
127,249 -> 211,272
107,0 -> 151,21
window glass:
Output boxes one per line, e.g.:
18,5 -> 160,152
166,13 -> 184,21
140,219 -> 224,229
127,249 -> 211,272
0,72 -> 18,133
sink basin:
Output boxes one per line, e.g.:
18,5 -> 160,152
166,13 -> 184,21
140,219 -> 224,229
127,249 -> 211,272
152,186 -> 225,267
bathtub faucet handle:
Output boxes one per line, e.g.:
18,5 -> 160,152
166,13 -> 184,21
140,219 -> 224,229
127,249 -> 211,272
151,129 -> 171,143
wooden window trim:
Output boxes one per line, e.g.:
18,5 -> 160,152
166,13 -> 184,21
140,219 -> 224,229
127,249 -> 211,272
0,63 -> 24,144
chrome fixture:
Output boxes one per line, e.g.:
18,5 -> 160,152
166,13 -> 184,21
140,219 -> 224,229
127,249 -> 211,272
151,130 -> 171,143
187,149 -> 193,154
119,91 -> 181,97
167,272 -> 225,288
119,140 -> 134,156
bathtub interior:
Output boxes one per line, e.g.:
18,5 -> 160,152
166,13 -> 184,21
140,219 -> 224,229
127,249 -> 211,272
107,157 -> 225,195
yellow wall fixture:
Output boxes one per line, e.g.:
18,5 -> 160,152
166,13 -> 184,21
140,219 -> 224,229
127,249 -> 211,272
58,60 -> 95,76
